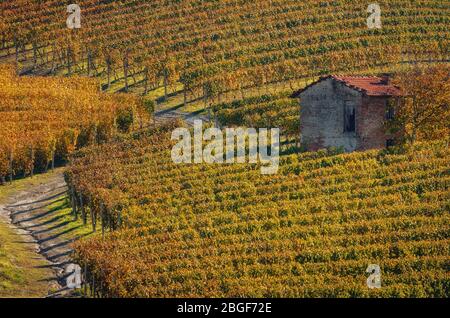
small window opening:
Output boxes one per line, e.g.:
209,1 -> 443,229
386,139 -> 395,148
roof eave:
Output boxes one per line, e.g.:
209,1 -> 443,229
290,75 -> 332,98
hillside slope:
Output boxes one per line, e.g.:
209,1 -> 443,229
65,125 -> 450,297
0,64 -> 149,183
1,0 -> 448,98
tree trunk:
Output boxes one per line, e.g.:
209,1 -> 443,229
106,59 -> 111,90
9,151 -> 13,184
87,49 -> 91,76
51,151 -> 55,170
101,205 -> 105,239
143,68 -> 148,95
164,69 -> 168,100
67,47 -> 72,75
51,43 -> 56,72
30,145 -> 34,178
71,187 -> 77,220
92,276 -> 96,298
84,265 -> 88,297
90,200 -> 96,232
203,84 -> 208,111
32,42 -> 37,70
123,53 -> 129,92
15,43 -> 19,73
80,194 -> 86,225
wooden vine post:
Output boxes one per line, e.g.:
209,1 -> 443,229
89,198 -> 96,232
101,203 -> 106,239
70,187 -> 77,220
80,194 -> 86,225
83,264 -> 88,297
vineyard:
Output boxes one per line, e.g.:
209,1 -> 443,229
214,93 -> 299,143
0,64 -> 150,183
64,124 -> 450,297
0,0 -> 448,103
0,0 -> 449,301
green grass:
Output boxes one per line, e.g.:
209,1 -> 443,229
34,194 -> 95,242
0,171 -> 64,298
0,223 -> 56,297
0,169 -> 64,203
0,168 -> 94,297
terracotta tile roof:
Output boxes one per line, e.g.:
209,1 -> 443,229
292,75 -> 403,97
331,75 -> 403,96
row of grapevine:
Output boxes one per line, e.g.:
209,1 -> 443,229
64,122 -> 450,297
1,0 -> 448,100
213,93 -> 300,144
0,64 -> 151,183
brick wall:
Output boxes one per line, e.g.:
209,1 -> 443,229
356,96 -> 389,150
298,78 -> 392,152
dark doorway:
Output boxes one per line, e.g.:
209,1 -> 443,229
344,101 -> 356,133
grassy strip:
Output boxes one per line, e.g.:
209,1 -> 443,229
0,171 -> 64,297
0,169 -> 94,297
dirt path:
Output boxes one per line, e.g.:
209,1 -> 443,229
0,172 -> 79,297
154,108 -> 210,126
